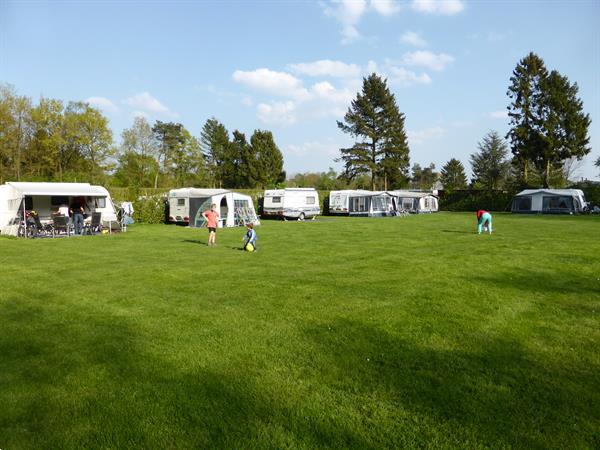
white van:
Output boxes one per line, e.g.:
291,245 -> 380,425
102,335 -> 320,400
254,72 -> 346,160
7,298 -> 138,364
263,188 -> 320,220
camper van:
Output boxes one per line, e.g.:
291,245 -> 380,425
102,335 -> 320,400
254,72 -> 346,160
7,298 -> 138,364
0,182 -> 118,236
511,189 -> 587,214
168,188 -> 259,227
263,188 -> 320,220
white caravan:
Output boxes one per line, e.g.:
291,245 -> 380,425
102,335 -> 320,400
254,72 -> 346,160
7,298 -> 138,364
263,188 -> 320,220
168,188 -> 259,227
511,189 -> 587,214
388,191 -> 439,214
0,182 -> 118,236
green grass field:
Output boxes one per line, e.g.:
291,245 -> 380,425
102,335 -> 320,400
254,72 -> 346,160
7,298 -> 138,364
1,213 -> 599,449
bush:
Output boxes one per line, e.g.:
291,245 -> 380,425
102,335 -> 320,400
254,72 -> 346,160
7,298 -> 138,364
439,190 -> 516,212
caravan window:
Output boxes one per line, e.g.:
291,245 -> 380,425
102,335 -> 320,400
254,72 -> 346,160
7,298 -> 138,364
96,197 -> 106,208
543,196 -> 572,211
401,198 -> 413,210
372,196 -> 387,211
272,196 -> 281,203
513,196 -> 531,211
234,199 -> 249,208
351,197 -> 368,212
306,196 -> 315,205
177,198 -> 185,206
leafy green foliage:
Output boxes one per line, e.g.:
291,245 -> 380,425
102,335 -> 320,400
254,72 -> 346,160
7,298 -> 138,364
410,162 -> 438,190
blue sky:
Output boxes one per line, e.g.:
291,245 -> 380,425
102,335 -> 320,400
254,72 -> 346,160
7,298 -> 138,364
2,0 -> 599,180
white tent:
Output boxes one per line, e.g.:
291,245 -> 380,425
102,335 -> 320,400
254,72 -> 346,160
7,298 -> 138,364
328,190 -> 373,215
511,189 -> 586,214
388,191 -> 439,214
346,191 -> 393,217
168,188 -> 259,227
0,182 -> 118,236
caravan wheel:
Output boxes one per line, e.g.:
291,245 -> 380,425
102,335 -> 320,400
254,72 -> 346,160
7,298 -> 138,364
298,212 -> 305,221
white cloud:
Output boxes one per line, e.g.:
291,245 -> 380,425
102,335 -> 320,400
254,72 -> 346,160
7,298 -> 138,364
402,50 -> 454,71
400,30 -> 427,47
407,127 -> 446,145
86,96 -> 118,113
132,110 -> 149,120
371,0 -> 402,16
232,68 -> 309,100
387,66 -> 432,86
288,60 -> 361,78
241,96 -> 253,107
322,0 -> 402,44
125,92 -> 178,117
322,0 -> 368,44
286,140 -> 340,158
490,110 -> 508,119
411,0 -> 465,15
257,101 -> 297,126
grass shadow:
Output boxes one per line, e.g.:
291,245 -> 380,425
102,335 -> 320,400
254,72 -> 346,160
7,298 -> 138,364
301,318 -> 599,448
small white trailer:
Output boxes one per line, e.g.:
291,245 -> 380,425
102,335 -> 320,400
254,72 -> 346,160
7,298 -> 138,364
263,188 -> 320,220
0,182 -> 118,236
168,188 -> 259,227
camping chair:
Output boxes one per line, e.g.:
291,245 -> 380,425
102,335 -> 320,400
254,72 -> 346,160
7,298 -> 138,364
32,213 -> 53,237
83,212 -> 102,235
52,215 -> 71,237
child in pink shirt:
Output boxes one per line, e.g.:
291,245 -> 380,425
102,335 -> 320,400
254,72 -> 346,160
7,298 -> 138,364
202,203 -> 220,246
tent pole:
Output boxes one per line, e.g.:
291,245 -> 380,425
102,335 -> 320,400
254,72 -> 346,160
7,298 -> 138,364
22,196 -> 27,238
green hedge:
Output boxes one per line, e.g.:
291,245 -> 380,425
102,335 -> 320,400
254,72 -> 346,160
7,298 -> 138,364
439,190 -> 516,212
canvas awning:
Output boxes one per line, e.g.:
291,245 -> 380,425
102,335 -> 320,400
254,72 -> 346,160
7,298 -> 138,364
6,182 -> 108,197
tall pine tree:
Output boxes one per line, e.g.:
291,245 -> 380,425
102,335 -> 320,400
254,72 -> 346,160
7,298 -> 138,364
440,158 -> 467,191
337,74 -> 409,190
507,52 -> 591,188
250,130 -> 285,188
200,118 -> 229,188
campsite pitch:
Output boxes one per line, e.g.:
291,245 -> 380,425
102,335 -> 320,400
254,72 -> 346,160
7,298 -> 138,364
1,213 -> 599,448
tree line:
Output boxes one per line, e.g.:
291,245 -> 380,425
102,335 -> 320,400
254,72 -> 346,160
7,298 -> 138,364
0,84 -> 284,189
332,52 -> 591,192
0,52 -> 592,191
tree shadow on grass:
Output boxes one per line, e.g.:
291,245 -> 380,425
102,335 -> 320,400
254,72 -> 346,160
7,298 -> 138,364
465,267 -> 600,298
0,301 -> 372,448
301,318 -> 600,448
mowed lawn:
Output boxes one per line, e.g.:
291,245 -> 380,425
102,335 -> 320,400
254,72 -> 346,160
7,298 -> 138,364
1,213 -> 599,449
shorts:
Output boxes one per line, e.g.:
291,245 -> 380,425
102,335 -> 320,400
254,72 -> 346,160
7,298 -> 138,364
208,227 -> 216,233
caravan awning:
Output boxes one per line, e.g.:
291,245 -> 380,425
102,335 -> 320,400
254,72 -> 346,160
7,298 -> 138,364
6,182 -> 108,197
